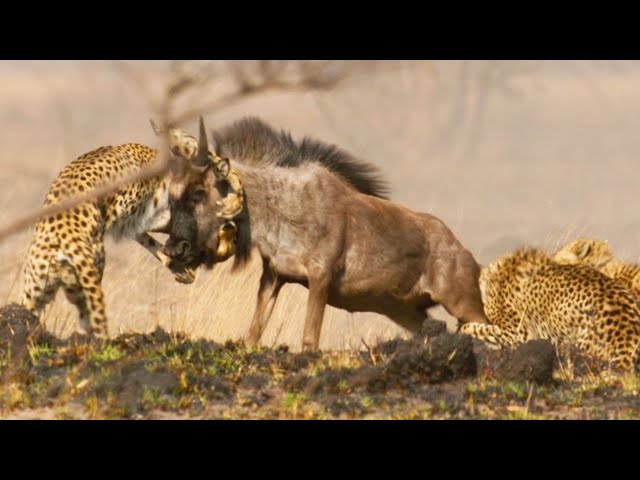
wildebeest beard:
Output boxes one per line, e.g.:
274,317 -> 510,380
171,242 -> 217,271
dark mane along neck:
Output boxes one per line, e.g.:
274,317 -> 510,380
211,116 -> 390,200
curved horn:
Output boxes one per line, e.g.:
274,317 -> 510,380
194,116 -> 211,167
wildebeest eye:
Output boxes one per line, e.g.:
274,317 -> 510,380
190,189 -> 207,204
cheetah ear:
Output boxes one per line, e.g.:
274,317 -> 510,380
214,157 -> 230,180
149,118 -> 164,136
194,116 -> 212,168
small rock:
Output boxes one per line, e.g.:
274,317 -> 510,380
0,303 -> 41,359
420,318 -> 447,338
385,332 -> 477,386
151,327 -> 171,344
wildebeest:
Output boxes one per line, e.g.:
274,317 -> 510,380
164,117 -> 488,350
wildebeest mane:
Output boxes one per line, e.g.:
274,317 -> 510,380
211,117 -> 390,199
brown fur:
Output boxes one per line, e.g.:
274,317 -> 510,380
164,117 -> 488,351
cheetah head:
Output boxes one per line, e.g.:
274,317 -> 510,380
552,238 -> 614,270
479,248 -> 548,307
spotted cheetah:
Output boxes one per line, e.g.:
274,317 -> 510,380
22,120 -> 243,338
553,238 -> 640,297
459,248 -> 640,370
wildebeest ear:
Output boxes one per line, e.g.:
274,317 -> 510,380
214,157 -> 230,180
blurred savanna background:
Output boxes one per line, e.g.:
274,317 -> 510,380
1,60 -> 639,350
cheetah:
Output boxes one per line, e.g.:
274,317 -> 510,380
22,120 -> 243,338
553,238 -> 640,297
459,248 -> 640,370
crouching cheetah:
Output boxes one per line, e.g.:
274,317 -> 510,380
553,238 -> 640,297
23,119 -> 244,338
459,248 -> 640,370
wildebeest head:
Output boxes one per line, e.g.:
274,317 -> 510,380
163,117 -> 235,269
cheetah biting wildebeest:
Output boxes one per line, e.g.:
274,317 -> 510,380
22,121 -> 243,338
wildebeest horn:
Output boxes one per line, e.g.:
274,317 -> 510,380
194,116 -> 211,167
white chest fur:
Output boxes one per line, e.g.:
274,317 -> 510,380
107,188 -> 170,240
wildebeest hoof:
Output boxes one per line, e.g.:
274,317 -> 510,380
302,342 -> 317,352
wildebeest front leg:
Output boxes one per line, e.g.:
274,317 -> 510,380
246,259 -> 283,346
302,275 -> 330,351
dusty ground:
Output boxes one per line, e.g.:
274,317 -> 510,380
2,304 -> 638,420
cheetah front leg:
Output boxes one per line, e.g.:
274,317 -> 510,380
459,323 -> 506,348
136,233 -> 197,284
458,322 -> 523,350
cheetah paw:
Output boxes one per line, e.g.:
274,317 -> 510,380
173,267 -> 197,284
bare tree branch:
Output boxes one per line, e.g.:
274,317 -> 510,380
171,77 -> 335,126
112,60 -> 160,110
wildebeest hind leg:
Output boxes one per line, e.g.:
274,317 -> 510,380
301,275 -> 330,351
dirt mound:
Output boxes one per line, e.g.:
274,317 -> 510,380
0,303 -> 41,360
99,362 -> 181,408
497,340 -> 556,385
287,331 -> 478,396
419,318 -> 448,338
381,332 -> 477,387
